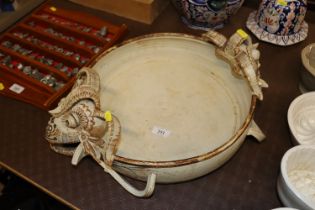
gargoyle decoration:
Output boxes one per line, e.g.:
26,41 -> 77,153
202,29 -> 268,100
45,67 -> 156,198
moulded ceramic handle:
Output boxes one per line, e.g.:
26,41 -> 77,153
72,142 -> 157,197
103,163 -> 157,198
247,121 -> 265,142
202,29 -> 268,100
71,143 -> 88,165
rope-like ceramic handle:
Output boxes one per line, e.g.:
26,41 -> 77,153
103,163 -> 157,198
72,142 -> 157,197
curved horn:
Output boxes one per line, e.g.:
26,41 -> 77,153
73,67 -> 100,92
50,87 -> 100,117
49,67 -> 101,117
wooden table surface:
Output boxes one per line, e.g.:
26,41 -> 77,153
1,1 -> 315,209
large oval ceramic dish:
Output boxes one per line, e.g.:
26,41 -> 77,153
90,33 -> 261,182
46,32 -> 267,197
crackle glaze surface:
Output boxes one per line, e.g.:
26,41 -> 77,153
88,32 -> 267,182
93,35 -> 251,161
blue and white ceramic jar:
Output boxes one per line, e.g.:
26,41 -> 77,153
246,0 -> 308,46
256,0 -> 307,35
172,0 -> 245,30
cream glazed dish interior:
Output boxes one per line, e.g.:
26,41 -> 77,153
45,31 -> 268,197
287,92 -> 315,145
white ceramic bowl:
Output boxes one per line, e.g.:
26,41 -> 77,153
300,44 -> 315,93
287,92 -> 315,145
277,145 -> 315,210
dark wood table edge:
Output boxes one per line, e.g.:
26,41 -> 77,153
0,161 -> 80,210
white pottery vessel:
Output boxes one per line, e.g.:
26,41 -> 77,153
46,31 -> 267,197
287,91 -> 315,145
300,43 -> 315,92
277,145 -> 315,210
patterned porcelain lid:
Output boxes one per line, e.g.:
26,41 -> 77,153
246,0 -> 308,46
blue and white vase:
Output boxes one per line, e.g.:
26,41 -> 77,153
246,0 -> 308,46
256,0 -> 307,35
172,0 -> 245,30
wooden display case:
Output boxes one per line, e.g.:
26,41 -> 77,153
0,2 -> 127,110
69,0 -> 169,24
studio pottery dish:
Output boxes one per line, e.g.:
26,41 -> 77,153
45,30 -> 268,197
